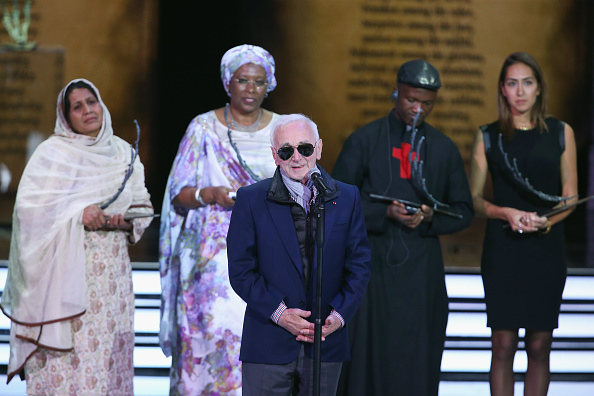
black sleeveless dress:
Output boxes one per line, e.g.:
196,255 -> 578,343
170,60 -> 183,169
481,118 -> 567,330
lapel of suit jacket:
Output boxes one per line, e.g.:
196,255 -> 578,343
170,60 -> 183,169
265,199 -> 304,274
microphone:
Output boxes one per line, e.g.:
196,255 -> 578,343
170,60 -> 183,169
307,167 -> 331,195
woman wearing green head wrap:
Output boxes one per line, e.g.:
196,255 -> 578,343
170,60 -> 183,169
159,44 -> 280,395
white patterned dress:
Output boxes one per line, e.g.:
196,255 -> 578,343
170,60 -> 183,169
24,225 -> 151,395
159,110 -> 278,395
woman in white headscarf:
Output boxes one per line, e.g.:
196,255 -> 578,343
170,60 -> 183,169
159,44 -> 279,395
0,79 -> 154,394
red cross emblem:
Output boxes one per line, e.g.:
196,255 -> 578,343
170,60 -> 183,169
393,143 -> 417,179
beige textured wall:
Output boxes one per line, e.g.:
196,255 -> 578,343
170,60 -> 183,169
31,0 -> 158,153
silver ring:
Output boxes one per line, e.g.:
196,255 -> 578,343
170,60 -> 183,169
518,229 -> 523,234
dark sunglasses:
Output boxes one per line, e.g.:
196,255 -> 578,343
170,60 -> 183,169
277,143 -> 315,161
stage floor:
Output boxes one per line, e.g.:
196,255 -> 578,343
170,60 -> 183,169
2,375 -> 594,395
1,264 -> 593,395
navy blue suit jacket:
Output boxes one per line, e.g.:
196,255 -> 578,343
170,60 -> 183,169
227,169 -> 371,364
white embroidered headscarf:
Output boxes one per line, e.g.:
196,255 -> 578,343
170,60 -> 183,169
0,79 -> 136,381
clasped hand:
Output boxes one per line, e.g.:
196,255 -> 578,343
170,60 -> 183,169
82,204 -> 131,231
506,208 -> 548,233
278,308 -> 341,343
386,202 -> 434,229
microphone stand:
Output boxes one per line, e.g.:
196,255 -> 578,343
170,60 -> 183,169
313,191 -> 325,396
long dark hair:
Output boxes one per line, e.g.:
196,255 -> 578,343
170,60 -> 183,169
497,52 -> 548,140
63,81 -> 99,126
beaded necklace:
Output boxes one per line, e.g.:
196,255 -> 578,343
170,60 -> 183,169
224,104 -> 262,182
229,104 -> 262,132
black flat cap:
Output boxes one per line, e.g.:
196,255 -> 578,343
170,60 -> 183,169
397,59 -> 441,90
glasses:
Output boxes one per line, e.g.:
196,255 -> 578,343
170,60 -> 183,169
277,143 -> 315,161
233,78 -> 268,89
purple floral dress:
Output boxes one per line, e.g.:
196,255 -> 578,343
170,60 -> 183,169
159,110 -> 277,395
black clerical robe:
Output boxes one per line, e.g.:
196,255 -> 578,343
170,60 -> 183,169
332,111 -> 474,396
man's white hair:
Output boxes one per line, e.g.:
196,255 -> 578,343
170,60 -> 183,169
269,113 -> 319,148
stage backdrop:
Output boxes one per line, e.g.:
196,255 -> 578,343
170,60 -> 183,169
259,0 -> 592,267
1,0 -> 592,266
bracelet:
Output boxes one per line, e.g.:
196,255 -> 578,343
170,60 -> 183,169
194,188 -> 207,206
539,219 -> 552,234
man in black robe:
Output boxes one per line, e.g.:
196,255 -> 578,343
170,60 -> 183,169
333,59 -> 474,396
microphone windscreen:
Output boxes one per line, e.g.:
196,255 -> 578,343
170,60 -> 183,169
307,167 -> 321,179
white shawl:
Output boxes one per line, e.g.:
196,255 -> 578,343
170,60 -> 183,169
0,79 -> 141,381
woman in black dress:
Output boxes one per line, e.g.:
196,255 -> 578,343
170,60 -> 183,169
469,52 -> 578,396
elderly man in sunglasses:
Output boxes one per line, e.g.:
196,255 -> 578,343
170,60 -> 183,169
227,113 -> 371,396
